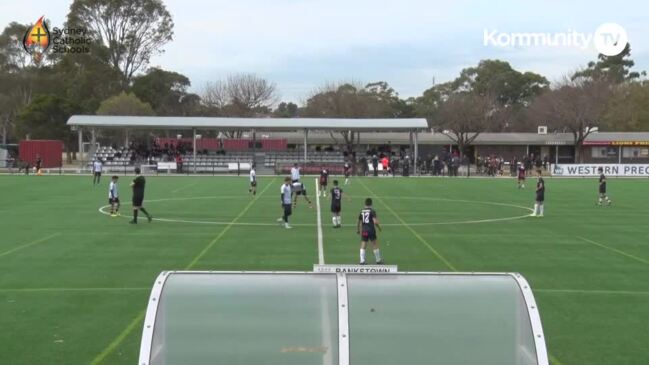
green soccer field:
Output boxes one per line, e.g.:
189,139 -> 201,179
1,174 -> 648,364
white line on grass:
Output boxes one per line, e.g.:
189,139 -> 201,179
0,233 -> 61,258
315,178 -> 325,265
98,196 -> 532,227
577,236 -> 649,265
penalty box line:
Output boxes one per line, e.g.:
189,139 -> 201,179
90,178 -> 277,365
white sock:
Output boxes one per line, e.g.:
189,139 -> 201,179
540,205 -> 544,216
533,204 -> 539,215
337,216 -> 342,225
373,249 -> 382,262
332,216 -> 337,225
360,249 -> 366,263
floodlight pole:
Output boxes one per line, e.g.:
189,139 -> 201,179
193,128 -> 197,174
304,129 -> 308,164
618,145 -> 622,164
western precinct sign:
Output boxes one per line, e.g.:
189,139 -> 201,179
313,264 -> 398,274
552,164 -> 649,177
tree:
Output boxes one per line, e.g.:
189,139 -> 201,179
529,78 -> 612,162
16,94 -> 82,162
67,0 -> 174,86
573,43 -> 646,84
416,59 -> 548,131
131,67 -> 199,116
602,82 -> 649,131
202,73 -> 278,137
429,93 -> 502,158
96,92 -> 154,116
273,102 -> 299,118
0,22 -> 31,71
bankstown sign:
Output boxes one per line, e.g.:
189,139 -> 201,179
552,164 -> 649,177
313,264 -> 398,274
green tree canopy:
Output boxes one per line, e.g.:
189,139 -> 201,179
131,67 -> 199,116
573,43 -> 646,83
96,92 -> 154,116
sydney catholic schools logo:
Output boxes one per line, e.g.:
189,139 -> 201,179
23,16 -> 92,65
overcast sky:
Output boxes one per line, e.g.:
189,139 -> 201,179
2,0 -> 648,103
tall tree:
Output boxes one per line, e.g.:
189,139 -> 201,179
273,102 -> 299,118
0,22 -> 31,71
573,43 -> 645,84
67,0 -> 174,86
429,92 -> 502,158
202,73 -> 278,136
529,78 -> 612,162
96,92 -> 154,116
16,94 -> 82,162
602,82 -> 649,131
131,67 -> 199,116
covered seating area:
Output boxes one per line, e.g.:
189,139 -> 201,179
66,116 -> 429,174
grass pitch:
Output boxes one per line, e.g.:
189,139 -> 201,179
1,174 -> 648,364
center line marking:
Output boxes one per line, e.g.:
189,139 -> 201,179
315,177 -> 325,265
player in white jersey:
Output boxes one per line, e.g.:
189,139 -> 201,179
292,181 -> 313,208
249,165 -> 257,195
277,177 -> 293,229
92,159 -> 103,185
108,176 -> 120,217
290,163 -> 300,183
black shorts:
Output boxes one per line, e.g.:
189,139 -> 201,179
296,190 -> 307,196
94,172 -> 101,177
331,203 -> 341,213
109,198 -> 120,205
344,171 -> 351,177
599,186 -> 606,194
292,179 -> 299,184
518,176 -> 525,181
250,181 -> 257,187
320,180 -> 327,187
361,230 -> 377,242
132,195 -> 144,207
536,193 -> 544,202
283,204 -> 292,216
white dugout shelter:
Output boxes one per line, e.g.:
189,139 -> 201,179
138,270 -> 549,365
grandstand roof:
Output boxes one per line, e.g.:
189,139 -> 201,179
66,115 -> 428,131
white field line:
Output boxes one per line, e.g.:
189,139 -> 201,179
316,178 -> 325,265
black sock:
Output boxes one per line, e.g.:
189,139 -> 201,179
140,207 -> 150,217
133,209 -> 138,222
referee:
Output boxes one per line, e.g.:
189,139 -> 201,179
129,167 -> 153,224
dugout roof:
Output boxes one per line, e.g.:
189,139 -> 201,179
138,271 -> 548,365
66,115 -> 429,131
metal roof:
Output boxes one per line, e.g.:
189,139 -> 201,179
66,115 -> 428,131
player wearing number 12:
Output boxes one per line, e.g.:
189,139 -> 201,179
357,198 -> 383,265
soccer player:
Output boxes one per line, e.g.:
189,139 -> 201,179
319,168 -> 329,197
291,163 -> 301,183
597,167 -> 612,206
517,163 -> 526,189
249,164 -> 257,195
292,181 -> 313,208
357,198 -> 383,265
531,171 -> 545,217
129,167 -> 152,224
330,180 -> 346,228
92,159 -> 103,185
344,161 -> 351,185
277,177 -> 293,229
35,155 -> 42,176
108,176 -> 120,217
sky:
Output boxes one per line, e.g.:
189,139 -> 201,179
2,0 -> 648,103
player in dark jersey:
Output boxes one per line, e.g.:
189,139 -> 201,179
319,168 -> 329,197
330,180 -> 345,228
356,198 -> 383,264
129,167 -> 152,224
344,162 -> 351,185
517,164 -> 526,189
597,167 -> 612,206
531,170 -> 545,217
